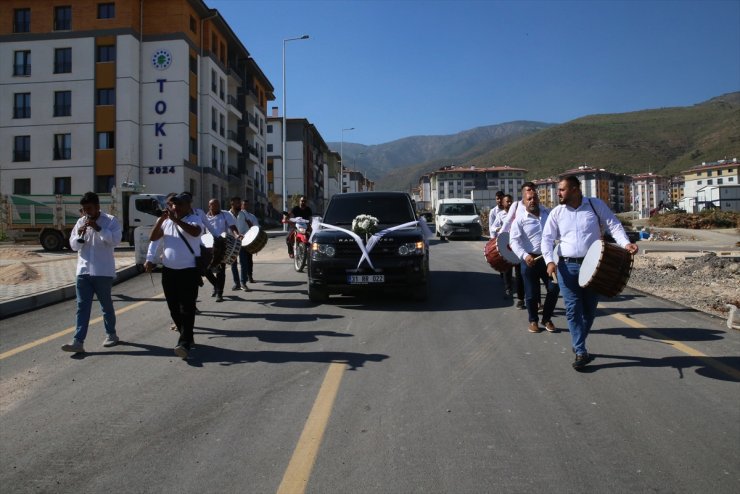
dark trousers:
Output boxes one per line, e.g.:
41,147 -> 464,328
205,264 -> 226,294
513,264 -> 525,301
521,258 -> 560,323
162,267 -> 199,346
231,248 -> 253,285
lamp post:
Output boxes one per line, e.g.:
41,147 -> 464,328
282,34 -> 309,231
340,127 -> 354,193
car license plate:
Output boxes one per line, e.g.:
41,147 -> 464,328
347,274 -> 385,284
456,228 -> 469,232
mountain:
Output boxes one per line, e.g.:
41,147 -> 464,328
334,92 -> 740,191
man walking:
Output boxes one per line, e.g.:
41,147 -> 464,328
230,197 -> 259,290
62,192 -> 123,353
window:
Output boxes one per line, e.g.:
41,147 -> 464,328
211,70 -> 217,92
267,144 -> 273,152
14,8 -> 30,33
189,96 -> 197,114
190,138 -> 197,156
211,108 -> 217,131
14,178 -> 31,195
718,178 -> 723,185
219,114 -> 225,137
97,3 -> 115,19
54,48 -> 72,73
96,131 -> 114,149
220,150 -> 225,172
95,175 -> 115,193
267,124 -> 273,133
54,177 -> 72,195
54,91 -> 72,116
96,88 -> 115,105
54,6 -> 72,31
53,134 -> 72,160
14,50 -> 31,76
697,181 -> 702,185
219,78 -> 225,100
96,45 -> 115,62
190,16 -> 197,33
189,55 -> 197,74
13,93 -> 31,119
211,146 -> 218,167
707,179 -> 713,185
14,136 -> 31,162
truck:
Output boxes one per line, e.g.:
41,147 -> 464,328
1,190 -> 167,252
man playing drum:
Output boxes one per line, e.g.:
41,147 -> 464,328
489,194 -> 515,298
500,183 -> 539,308
541,175 -> 638,370
509,189 -> 559,334
229,197 -> 259,292
488,191 -> 504,239
204,198 -> 240,302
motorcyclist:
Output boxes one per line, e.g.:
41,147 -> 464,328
282,196 -> 313,258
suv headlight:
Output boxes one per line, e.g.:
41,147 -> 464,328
311,243 -> 336,258
398,241 -> 424,256
473,218 -> 481,225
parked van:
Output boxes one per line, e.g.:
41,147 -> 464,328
435,198 -> 482,240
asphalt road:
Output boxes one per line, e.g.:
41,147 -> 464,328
1,239 -> 738,494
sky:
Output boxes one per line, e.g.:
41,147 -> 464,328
207,0 -> 740,146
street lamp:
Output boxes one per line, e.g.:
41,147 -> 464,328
340,127 -> 354,193
282,34 -> 309,230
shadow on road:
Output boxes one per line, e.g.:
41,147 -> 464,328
579,353 -> 740,382
593,325 -> 726,342
194,327 -> 352,344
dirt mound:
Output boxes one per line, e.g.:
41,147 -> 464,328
0,248 -> 42,259
0,262 -> 41,284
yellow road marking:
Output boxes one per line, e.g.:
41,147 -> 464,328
277,362 -> 346,494
0,296 -> 163,361
607,310 -> 740,381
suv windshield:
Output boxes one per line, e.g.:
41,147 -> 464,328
323,195 -> 416,225
440,204 -> 477,215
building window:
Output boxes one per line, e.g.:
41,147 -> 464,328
219,115 -> 225,137
189,55 -> 197,74
211,146 -> 218,167
53,134 -> 72,160
211,108 -> 217,131
95,175 -> 115,193
54,6 -> 72,31
189,96 -> 197,114
96,88 -> 115,105
219,78 -> 225,100
717,178 -> 723,185
211,70 -> 217,92
96,45 -> 116,62
13,93 -> 31,119
97,3 -> 115,19
14,8 -> 31,33
707,179 -> 713,185
190,138 -> 197,156
14,136 -> 31,162
54,48 -> 72,73
190,16 -> 197,33
14,50 -> 31,76
697,181 -> 702,185
14,178 -> 31,195
54,91 -> 72,116
267,124 -> 273,133
220,150 -> 225,172
54,177 -> 72,195
267,144 -> 273,152
96,131 -> 115,149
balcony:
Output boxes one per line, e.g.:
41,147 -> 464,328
246,144 -> 259,164
226,94 -> 242,119
245,112 -> 259,135
227,67 -> 242,86
227,130 -> 242,153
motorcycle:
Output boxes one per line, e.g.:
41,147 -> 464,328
282,215 -> 311,272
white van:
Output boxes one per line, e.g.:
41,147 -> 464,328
435,198 -> 482,240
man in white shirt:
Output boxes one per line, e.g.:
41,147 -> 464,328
145,192 -> 204,359
500,182 -> 538,308
204,198 -> 239,302
230,197 -> 259,291
510,189 -> 559,334
62,192 -> 123,353
488,191 -> 504,238
542,175 -> 638,370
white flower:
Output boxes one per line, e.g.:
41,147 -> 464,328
352,214 -> 379,236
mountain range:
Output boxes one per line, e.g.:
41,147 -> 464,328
329,92 -> 740,191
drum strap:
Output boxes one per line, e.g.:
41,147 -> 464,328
587,199 -> 605,238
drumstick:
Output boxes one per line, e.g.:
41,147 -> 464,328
550,272 -> 558,285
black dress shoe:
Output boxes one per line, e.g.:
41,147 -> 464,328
572,353 -> 594,370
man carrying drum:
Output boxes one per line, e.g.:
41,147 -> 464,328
229,197 -> 259,292
489,194 -> 515,298
541,175 -> 638,370
500,182 -> 539,309
204,198 -> 240,302
509,189 -> 559,334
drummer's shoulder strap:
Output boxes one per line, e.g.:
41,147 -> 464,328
587,199 -> 605,235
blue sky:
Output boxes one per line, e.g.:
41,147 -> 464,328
208,0 -> 740,146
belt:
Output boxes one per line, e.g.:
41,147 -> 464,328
527,252 -> 542,257
561,257 -> 584,264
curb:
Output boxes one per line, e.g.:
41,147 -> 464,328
0,264 -> 141,320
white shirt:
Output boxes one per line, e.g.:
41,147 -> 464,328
232,209 -> 259,235
509,206 -> 551,261
205,210 -> 236,237
500,200 -> 525,234
194,208 -> 217,236
489,209 -> 508,239
145,214 -> 204,269
541,197 -> 630,264
488,205 -> 501,238
70,212 -> 122,277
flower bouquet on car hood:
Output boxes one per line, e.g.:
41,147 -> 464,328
352,214 -> 379,239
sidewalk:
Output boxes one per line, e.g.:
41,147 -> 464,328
0,230 -> 287,319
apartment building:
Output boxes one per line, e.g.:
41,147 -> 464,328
533,177 -> 559,209
1,1 -> 273,215
266,116 -> 336,215
630,173 -> 669,218
680,158 -> 739,212
341,168 -> 373,194
428,165 -> 527,213
558,166 -> 631,212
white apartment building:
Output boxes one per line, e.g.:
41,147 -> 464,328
680,158 -> 739,212
630,173 -> 669,218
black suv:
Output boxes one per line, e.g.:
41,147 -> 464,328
307,192 -> 430,302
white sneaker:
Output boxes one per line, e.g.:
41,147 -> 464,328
62,340 -> 85,353
103,334 -> 119,347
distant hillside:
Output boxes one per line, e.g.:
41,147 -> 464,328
329,121 -> 553,187
349,92 -> 740,191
